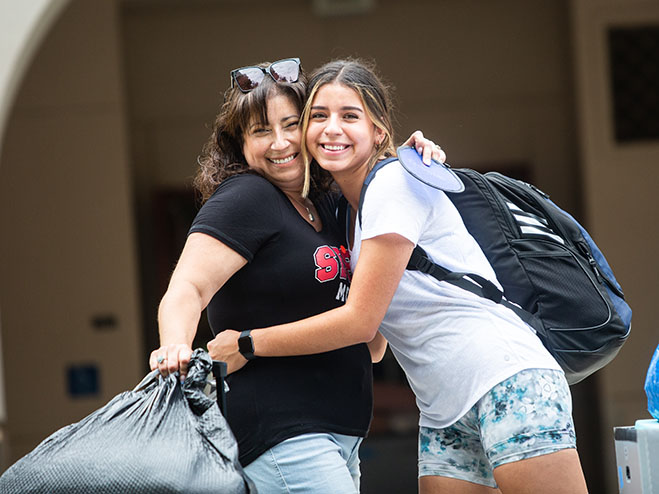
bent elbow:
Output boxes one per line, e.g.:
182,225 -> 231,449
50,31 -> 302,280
340,305 -> 381,345
367,332 -> 387,363
357,324 -> 380,345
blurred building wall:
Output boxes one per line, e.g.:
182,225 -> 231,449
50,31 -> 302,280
0,1 -> 656,492
571,0 -> 659,489
0,0 -> 142,463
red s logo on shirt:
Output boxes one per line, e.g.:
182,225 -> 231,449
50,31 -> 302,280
313,245 -> 351,283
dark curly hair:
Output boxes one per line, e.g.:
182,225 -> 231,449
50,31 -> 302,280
194,62 -> 333,203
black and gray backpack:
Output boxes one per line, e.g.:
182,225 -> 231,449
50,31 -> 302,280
355,154 -> 631,385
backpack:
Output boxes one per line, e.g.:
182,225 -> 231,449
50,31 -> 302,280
357,155 -> 632,385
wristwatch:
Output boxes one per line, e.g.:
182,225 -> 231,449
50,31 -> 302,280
238,330 -> 256,360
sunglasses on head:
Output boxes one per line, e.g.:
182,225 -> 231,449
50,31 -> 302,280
230,57 -> 301,93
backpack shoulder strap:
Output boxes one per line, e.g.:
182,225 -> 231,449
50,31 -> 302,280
408,246 -> 544,335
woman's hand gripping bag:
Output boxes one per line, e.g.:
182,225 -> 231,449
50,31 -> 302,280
0,349 -> 253,493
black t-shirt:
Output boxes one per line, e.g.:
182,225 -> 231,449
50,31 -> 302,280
189,174 -> 373,466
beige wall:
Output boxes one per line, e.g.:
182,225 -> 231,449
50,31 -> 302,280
0,0 -> 70,154
571,0 -> 659,489
0,0 -> 142,461
123,0 -> 578,208
0,0 -> 656,492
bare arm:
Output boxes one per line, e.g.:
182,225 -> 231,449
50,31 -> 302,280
367,332 -> 388,363
207,233 -> 414,372
149,232 -> 247,377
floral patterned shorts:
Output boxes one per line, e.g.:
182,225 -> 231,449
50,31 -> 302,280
418,368 -> 576,488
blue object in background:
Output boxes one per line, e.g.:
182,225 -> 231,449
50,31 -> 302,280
67,364 -> 99,397
645,344 -> 659,420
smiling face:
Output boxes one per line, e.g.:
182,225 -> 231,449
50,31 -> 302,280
242,92 -> 304,193
305,82 -> 384,180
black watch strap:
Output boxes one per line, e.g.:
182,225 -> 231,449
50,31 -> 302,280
238,329 -> 256,360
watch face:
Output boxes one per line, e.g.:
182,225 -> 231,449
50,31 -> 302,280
238,333 -> 254,354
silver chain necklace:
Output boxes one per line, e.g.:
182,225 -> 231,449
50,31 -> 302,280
290,196 -> 315,222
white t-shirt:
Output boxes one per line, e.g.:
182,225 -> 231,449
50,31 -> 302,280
351,161 -> 561,429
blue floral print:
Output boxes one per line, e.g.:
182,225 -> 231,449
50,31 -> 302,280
418,369 -> 576,487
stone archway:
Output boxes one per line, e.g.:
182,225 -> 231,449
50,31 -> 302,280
0,0 -> 143,467
0,0 -> 70,156
0,0 -> 70,467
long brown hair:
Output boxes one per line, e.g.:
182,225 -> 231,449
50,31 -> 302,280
194,62 -> 332,203
300,58 -> 396,196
